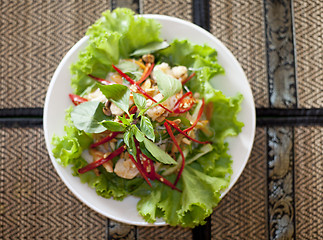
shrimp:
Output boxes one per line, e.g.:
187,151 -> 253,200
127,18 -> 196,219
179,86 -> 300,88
145,93 -> 165,121
110,102 -> 124,116
89,149 -> 113,174
85,88 -> 107,102
153,62 -> 173,76
172,66 -> 188,82
114,153 -> 139,179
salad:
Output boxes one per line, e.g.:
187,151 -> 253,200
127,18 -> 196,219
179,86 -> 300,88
51,8 -> 244,228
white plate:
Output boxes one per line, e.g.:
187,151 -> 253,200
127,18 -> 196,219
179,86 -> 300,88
44,15 -> 256,226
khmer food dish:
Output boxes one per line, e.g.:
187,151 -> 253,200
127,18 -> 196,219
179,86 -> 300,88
51,8 -> 244,227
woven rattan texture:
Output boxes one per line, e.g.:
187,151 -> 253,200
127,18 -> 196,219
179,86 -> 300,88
142,0 -> 193,22
209,0 -> 268,108
137,226 -> 192,240
294,126 -> 323,239
0,0 -> 111,109
211,128 -> 267,239
0,127 -> 107,239
294,1 -> 323,108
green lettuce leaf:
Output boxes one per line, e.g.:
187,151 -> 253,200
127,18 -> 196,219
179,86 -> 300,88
71,8 -> 162,95
134,160 -> 231,228
206,90 -> 244,142
157,39 -> 224,75
51,125 -> 92,167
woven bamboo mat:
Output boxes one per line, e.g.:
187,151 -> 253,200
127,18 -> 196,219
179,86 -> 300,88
1,126 -> 322,239
0,0 -> 111,109
0,0 -> 269,109
294,0 -> 323,108
0,127 -> 106,239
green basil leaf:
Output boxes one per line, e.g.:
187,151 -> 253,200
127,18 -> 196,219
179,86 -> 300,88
153,69 -> 181,100
143,138 -> 177,165
124,130 -> 136,157
118,115 -> 132,126
140,116 -> 155,141
71,101 -> 108,133
98,84 -> 130,114
123,130 -> 131,149
132,125 -> 145,142
100,120 -> 125,132
130,41 -> 169,56
133,92 -> 147,110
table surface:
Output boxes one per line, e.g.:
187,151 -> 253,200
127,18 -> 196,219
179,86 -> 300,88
0,0 -> 322,239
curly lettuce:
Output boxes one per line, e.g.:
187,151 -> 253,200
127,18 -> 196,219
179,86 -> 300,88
71,8 -> 162,95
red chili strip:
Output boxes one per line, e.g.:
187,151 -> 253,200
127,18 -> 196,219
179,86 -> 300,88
173,91 -> 195,114
88,74 -> 114,85
136,62 -> 155,85
78,144 -> 126,174
134,141 -> 154,179
140,153 -> 156,180
165,119 -> 210,144
183,98 -> 205,133
69,94 -> 88,106
164,122 -> 185,187
129,105 -> 138,115
181,72 -> 196,85
112,65 -> 136,84
143,152 -> 181,192
112,65 -> 172,113
129,154 -> 152,187
90,131 -> 121,148
134,140 -> 181,191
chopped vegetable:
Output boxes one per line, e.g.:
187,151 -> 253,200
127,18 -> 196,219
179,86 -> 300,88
69,94 -> 88,106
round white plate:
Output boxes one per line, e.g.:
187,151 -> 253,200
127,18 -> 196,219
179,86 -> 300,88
44,15 -> 256,226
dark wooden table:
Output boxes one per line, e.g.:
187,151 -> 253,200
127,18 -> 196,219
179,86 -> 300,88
1,0 -> 322,239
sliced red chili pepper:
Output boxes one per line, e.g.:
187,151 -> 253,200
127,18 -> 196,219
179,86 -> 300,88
183,98 -> 205,133
164,122 -> 185,187
134,140 -> 181,191
78,144 -> 126,174
88,74 -> 114,85
69,94 -> 88,106
140,153 -> 155,180
142,152 -> 181,192
112,65 -> 173,113
134,141 -> 153,179
112,65 -> 136,84
173,91 -> 195,114
165,119 -> 210,144
129,154 -> 152,187
181,72 -> 196,85
90,131 -> 121,148
128,105 -> 138,115
136,62 -> 155,85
